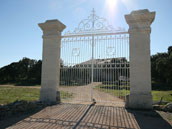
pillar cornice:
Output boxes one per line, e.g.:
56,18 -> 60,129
125,9 -> 155,33
39,19 -> 66,36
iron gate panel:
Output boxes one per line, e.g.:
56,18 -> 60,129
60,36 -> 93,102
60,9 -> 130,104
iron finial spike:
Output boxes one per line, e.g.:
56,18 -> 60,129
91,8 -> 95,31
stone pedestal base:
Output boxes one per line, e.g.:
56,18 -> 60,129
40,88 -> 56,103
125,94 -> 153,109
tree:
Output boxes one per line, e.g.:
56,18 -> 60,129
0,58 -> 42,85
168,46 -> 172,55
151,46 -> 172,85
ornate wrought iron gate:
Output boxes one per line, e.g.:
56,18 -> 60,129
60,9 -> 129,104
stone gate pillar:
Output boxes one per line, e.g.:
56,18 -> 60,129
38,19 -> 66,103
125,9 -> 155,109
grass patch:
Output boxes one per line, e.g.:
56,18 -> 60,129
0,86 -> 73,105
95,84 -> 172,102
152,90 -> 172,102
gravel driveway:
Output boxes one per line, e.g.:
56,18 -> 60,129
60,82 -> 125,107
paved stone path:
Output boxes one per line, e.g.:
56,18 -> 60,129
7,103 -> 172,129
7,103 -> 140,129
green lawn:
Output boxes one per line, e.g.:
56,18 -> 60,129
152,90 -> 172,102
0,86 -> 73,105
95,85 -> 172,103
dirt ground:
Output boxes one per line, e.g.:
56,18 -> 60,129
60,82 -> 125,107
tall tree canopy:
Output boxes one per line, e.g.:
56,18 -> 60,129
0,58 -> 42,85
151,46 -> 172,84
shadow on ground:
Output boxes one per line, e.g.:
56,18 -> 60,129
127,109 -> 172,129
0,107 -> 46,129
3,103 -> 172,129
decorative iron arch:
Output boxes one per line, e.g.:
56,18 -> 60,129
64,9 -> 126,36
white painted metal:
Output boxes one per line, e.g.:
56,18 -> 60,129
91,9 -> 95,101
60,9 -> 129,104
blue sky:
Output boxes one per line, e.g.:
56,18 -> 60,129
0,0 -> 172,68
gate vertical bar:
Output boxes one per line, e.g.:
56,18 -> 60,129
91,9 -> 95,101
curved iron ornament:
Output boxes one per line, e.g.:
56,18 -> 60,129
72,48 -> 80,57
64,9 -> 126,36
106,46 -> 116,56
